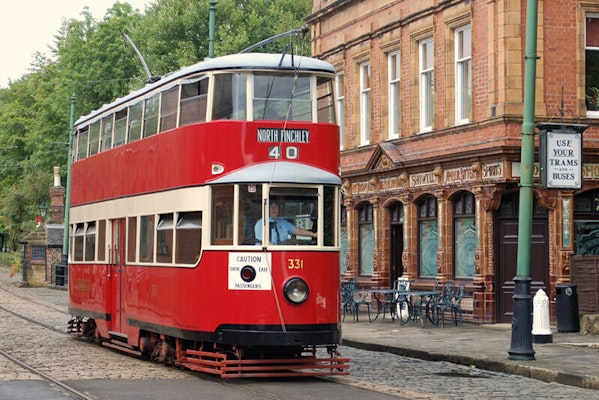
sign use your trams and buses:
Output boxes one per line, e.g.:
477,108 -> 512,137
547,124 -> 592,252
539,123 -> 587,189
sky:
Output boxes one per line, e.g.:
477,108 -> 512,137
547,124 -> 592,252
0,1 -> 154,88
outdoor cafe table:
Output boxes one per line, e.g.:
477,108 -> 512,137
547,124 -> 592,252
369,289 -> 439,326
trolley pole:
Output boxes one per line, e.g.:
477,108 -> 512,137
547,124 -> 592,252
57,94 -> 75,286
508,0 -> 538,361
208,0 -> 217,58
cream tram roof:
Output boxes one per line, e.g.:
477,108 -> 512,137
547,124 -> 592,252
75,53 -> 335,127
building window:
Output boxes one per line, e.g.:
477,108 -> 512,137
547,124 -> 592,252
455,25 -> 472,124
388,51 -> 401,139
340,205 -> 347,275
453,192 -> 476,278
586,15 -> 599,115
359,62 -> 371,145
418,195 -> 438,277
419,38 -> 434,132
336,71 -> 345,149
31,245 -> 46,262
358,203 -> 374,276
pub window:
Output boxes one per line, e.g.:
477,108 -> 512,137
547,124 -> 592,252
453,191 -> 475,278
160,86 -> 179,132
455,25 -> 472,124
139,215 -> 155,262
127,216 -> 137,263
388,50 -> 401,139
359,62 -> 371,145
180,76 -> 209,126
175,211 -> 202,264
156,213 -> 174,263
143,93 -> 160,138
586,14 -> 599,114
336,72 -> 345,149
418,195 -> 438,278
128,101 -> 143,142
419,38 -> 434,132
74,223 -> 84,261
358,202 -> 374,276
85,222 -> 96,262
340,205 -> 347,275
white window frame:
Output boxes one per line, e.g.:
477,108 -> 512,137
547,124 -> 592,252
455,25 -> 472,125
359,61 -> 371,145
419,38 -> 434,133
586,14 -> 599,118
336,71 -> 345,149
388,51 -> 401,140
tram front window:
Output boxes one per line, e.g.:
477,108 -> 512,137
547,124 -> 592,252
254,187 -> 318,246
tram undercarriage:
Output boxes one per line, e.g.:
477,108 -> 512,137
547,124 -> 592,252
68,317 -> 350,378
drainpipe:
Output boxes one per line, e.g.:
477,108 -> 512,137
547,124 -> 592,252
508,0 -> 538,361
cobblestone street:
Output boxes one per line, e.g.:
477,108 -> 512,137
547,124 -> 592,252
1,274 -> 598,399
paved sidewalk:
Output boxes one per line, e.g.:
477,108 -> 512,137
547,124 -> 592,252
342,311 -> 599,390
2,266 -> 598,391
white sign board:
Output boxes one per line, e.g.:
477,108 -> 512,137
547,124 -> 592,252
539,124 -> 586,189
228,252 -> 271,290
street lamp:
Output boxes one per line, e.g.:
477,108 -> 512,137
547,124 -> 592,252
39,201 -> 48,220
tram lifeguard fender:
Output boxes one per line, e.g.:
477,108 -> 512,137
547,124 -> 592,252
208,161 -> 342,185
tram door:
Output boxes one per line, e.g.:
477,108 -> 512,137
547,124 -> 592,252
109,218 -> 127,333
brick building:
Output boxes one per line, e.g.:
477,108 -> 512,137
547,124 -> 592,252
307,0 -> 599,323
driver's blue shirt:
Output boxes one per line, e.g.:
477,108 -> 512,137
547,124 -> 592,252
254,218 -> 296,245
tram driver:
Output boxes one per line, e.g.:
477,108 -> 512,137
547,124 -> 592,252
254,202 -> 317,245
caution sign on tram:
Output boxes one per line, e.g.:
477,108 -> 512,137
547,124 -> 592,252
228,253 -> 272,290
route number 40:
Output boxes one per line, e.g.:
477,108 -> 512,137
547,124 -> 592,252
268,146 -> 299,159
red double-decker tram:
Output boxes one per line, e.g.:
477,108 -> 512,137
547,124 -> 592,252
66,53 -> 348,377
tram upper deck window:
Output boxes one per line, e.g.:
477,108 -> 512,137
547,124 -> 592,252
101,114 -> 113,151
180,76 -> 208,126
89,120 -> 101,156
253,73 -> 311,121
160,86 -> 179,132
317,76 -> 336,124
143,93 -> 160,138
128,102 -> 143,142
213,73 -> 247,120
113,109 -> 128,147
76,127 -> 88,160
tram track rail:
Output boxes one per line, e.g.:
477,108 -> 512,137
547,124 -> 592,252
0,348 -> 97,400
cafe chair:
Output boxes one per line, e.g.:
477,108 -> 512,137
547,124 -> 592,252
451,283 -> 465,325
394,278 -> 412,324
436,281 -> 456,328
340,279 -> 371,322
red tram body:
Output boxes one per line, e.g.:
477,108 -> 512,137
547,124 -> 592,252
67,53 -> 348,377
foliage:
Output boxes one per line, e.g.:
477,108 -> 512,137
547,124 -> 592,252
0,0 -> 311,246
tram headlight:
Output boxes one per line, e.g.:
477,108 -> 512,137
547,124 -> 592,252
283,278 -> 309,304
